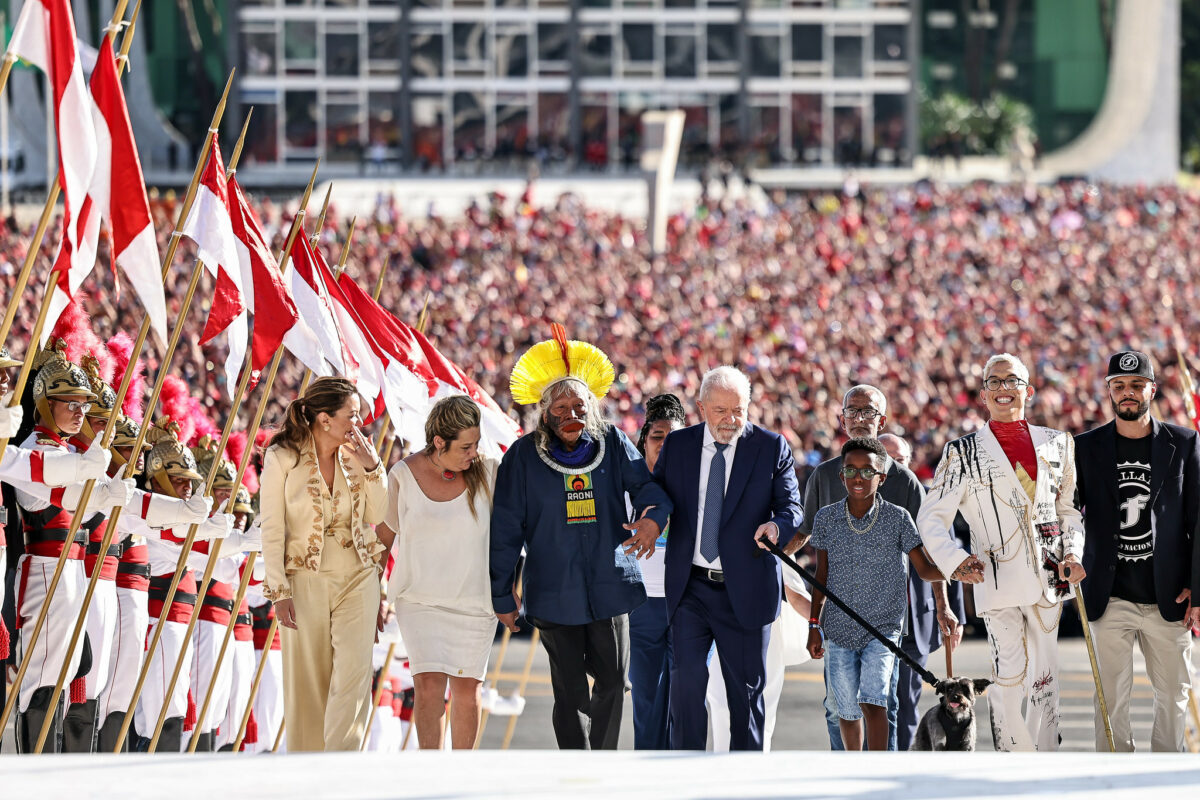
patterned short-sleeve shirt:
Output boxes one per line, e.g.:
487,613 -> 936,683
810,496 -> 923,650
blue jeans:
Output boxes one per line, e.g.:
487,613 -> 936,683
825,645 -> 900,750
628,595 -> 672,749
824,634 -> 901,723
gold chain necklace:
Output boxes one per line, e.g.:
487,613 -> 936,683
844,498 -> 881,535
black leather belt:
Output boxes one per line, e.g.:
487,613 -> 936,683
86,541 -> 122,558
691,565 -> 725,584
250,604 -> 273,630
148,576 -> 197,606
26,527 -> 87,547
236,613 -> 252,626
117,562 -> 151,579
201,593 -> 234,612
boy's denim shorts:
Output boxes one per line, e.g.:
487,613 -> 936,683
823,633 -> 901,721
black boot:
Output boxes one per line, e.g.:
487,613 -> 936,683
15,686 -> 62,754
191,730 -> 215,752
99,711 -> 128,753
63,699 -> 99,753
156,716 -> 184,753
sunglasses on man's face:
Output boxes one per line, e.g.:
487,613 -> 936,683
840,466 -> 884,480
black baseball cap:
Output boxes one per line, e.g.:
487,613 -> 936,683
1105,350 -> 1154,382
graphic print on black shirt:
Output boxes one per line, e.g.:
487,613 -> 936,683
1113,434 -> 1155,604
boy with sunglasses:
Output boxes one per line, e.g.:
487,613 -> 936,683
806,437 -> 942,751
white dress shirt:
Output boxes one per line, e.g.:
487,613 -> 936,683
693,424 -> 739,570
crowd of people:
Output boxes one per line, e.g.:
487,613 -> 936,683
0,176 -> 1198,755
4,179 -> 1196,483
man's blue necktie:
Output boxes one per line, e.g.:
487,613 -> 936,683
699,442 -> 728,563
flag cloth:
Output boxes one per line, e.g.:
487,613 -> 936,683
226,175 -> 307,377
10,0 -> 98,340
333,272 -> 519,453
284,233 -> 354,380
307,250 -> 386,421
88,37 -> 165,343
180,134 -> 247,397
334,273 -> 435,443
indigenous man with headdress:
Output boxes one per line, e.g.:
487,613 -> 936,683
9,342 -> 137,752
489,325 -> 672,750
131,422 -> 235,752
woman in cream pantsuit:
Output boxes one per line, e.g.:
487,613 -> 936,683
260,377 -> 388,752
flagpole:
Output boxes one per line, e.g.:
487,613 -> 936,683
232,614 -> 279,751
310,183 -> 332,247
190,148 -> 337,756
144,158 -> 321,752
0,0 -> 149,744
360,641 -> 398,752
100,71 -> 246,751
297,208 -> 357,396
187,549 -> 258,752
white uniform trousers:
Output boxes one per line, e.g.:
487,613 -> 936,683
216,638 -> 256,749
97,587 -> 149,720
249,648 -> 285,753
134,617 -> 193,746
707,615 -> 785,752
189,619 -> 234,735
982,602 -> 1062,752
15,555 -> 86,712
1091,597 -> 1193,752
82,580 -> 119,700
367,705 -> 402,752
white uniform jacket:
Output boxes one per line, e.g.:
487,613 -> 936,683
916,422 -> 1085,614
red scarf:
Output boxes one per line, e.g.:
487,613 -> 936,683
988,419 -> 1037,483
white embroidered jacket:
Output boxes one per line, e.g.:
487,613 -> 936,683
916,422 -> 1085,614
259,439 -> 387,602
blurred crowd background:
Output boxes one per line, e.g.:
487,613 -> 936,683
2,177 -> 1196,481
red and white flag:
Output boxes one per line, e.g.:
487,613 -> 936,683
226,175 -> 312,378
87,38 -> 165,343
180,133 -> 247,397
285,233 -> 355,380
334,273 -> 435,441
9,0 -> 98,338
335,273 -> 519,453
307,250 -> 385,420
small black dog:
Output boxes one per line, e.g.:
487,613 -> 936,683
910,677 -> 992,751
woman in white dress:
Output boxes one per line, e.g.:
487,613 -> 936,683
376,396 -> 498,749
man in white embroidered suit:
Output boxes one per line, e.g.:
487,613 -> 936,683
917,353 -> 1086,752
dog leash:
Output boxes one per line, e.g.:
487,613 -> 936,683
763,540 -> 941,688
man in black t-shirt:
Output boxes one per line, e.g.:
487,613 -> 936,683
1075,350 -> 1200,752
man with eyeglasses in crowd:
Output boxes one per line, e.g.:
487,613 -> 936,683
788,384 -> 958,750
917,353 -> 1086,751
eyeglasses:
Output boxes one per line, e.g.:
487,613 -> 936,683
53,400 -> 92,413
982,376 -> 1028,391
840,466 -> 884,480
841,407 -> 881,421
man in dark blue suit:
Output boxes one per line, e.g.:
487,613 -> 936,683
1075,350 -> 1200,752
653,366 -> 802,750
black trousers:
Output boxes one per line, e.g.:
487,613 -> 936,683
531,614 -> 629,750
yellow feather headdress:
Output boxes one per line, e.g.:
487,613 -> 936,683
509,324 -> 615,406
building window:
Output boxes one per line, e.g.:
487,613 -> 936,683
326,31 -> 361,77
750,32 -> 781,78
411,27 -> 445,79
242,29 -> 277,76
284,20 -> 318,65
664,33 -> 696,78
495,27 -> 530,77
285,90 -> 319,151
367,21 -> 400,75
580,26 -> 614,78
536,92 -> 570,162
325,101 -> 363,161
622,24 -> 654,64
412,93 -> 446,169
833,35 -> 864,78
